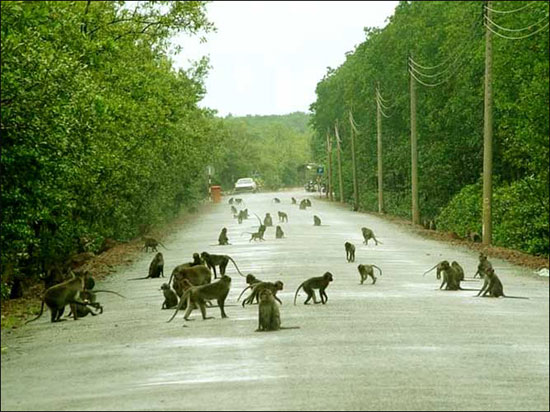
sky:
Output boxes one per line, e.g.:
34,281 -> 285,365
171,1 -> 398,117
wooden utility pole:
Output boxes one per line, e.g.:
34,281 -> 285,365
326,130 -> 333,201
376,93 -> 384,214
482,0 -> 493,245
410,58 -> 420,225
334,121 -> 344,203
349,111 -> 359,211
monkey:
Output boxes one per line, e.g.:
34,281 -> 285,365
243,208 -> 249,219
305,199 -> 312,207
476,268 -> 528,299
437,261 -> 478,291
66,290 -> 103,318
275,225 -> 285,239
277,211 -> 288,223
467,231 -> 481,243
128,252 -> 164,280
201,251 -> 246,278
237,209 -> 246,224
170,264 -> 212,298
142,237 -> 167,252
294,272 -> 333,305
313,215 -> 322,226
256,289 -> 280,331
160,283 -> 178,309
245,273 -> 262,287
228,197 -> 234,205
451,261 -> 465,282
40,262 -> 71,289
218,227 -> 230,245
291,197 -> 297,204
167,252 -> 204,288
357,264 -> 382,285
474,252 -> 493,279
423,260 -> 449,280
273,197 -> 281,203
344,242 -> 356,263
299,199 -> 307,210
429,220 -> 436,231
26,271 -> 92,323
361,227 -> 381,245
167,275 -> 232,322
248,230 -> 266,242
241,280 -> 284,307
235,198 -> 243,205
231,205 -> 238,215
264,213 -> 273,227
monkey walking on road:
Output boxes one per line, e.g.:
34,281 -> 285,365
294,272 -> 333,305
357,264 -> 382,285
344,242 -> 355,262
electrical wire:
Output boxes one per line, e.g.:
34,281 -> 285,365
484,20 -> 549,39
485,14 -> 549,32
484,1 -> 537,14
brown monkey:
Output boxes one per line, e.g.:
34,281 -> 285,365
241,281 -> 284,307
344,242 -> 355,262
231,205 -> 238,215
26,272 -> 91,323
273,197 -> 281,203
201,251 -> 246,278
275,225 -> 284,239
228,197 -> 234,204
357,264 -> 382,285
468,231 -> 481,243
237,209 -> 246,224
291,197 -> 297,204
171,265 -> 212,298
361,227 -> 381,245
245,273 -> 262,287
451,261 -> 465,282
299,200 -> 307,210
235,198 -> 243,205
277,211 -> 288,223
142,237 -> 167,252
66,287 -> 125,318
167,275 -> 232,322
264,213 -> 273,227
128,252 -> 164,280
476,268 -> 528,299
423,260 -> 449,280
474,253 -> 493,279
218,227 -> 230,245
294,272 -> 333,305
256,289 -> 280,331
305,199 -> 312,207
438,261 -> 475,291
313,215 -> 322,226
160,283 -> 178,309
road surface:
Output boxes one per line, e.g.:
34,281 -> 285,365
1,190 -> 548,411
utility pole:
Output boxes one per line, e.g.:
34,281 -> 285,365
334,121 -> 344,203
410,57 -> 420,225
349,111 -> 359,211
376,90 -> 384,214
482,0 -> 493,245
326,130 -> 333,201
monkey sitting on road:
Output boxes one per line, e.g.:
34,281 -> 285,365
240,281 -> 284,307
357,264 -> 382,285
275,225 -> 285,239
264,213 -> 273,227
277,211 -> 288,223
313,215 -> 322,226
218,227 -> 230,245
299,199 -> 307,210
361,227 -> 381,246
451,261 -> 465,282
231,205 -> 238,215
294,272 -> 333,305
476,268 -> 528,299
167,275 -> 232,322
255,289 -> 301,332
228,197 -> 234,205
291,197 -> 297,204
161,283 -> 178,309
344,242 -> 355,262
128,252 -> 164,280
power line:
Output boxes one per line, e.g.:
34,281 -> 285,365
484,20 -> 549,40
485,14 -> 549,32
376,90 -> 392,111
484,1 -> 537,14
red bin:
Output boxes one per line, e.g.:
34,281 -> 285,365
210,185 -> 222,203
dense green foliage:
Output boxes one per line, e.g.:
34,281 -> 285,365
216,112 -> 312,190
309,1 -> 549,255
1,1 -> 221,292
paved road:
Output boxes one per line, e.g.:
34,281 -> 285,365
1,190 -> 548,411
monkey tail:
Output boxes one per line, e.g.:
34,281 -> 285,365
92,290 -> 127,299
293,283 -> 304,305
253,213 -> 262,226
237,285 -> 253,302
25,300 -> 45,324
422,263 -> 439,276
503,295 -> 530,300
372,265 -> 383,276
228,256 -> 246,277
127,276 -> 150,281
159,241 -> 169,250
167,290 -> 190,323
280,326 -> 301,330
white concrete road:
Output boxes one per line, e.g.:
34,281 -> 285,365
1,190 -> 548,411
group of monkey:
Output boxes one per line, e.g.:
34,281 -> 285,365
25,195 -> 524,329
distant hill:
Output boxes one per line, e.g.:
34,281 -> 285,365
224,111 -> 311,134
